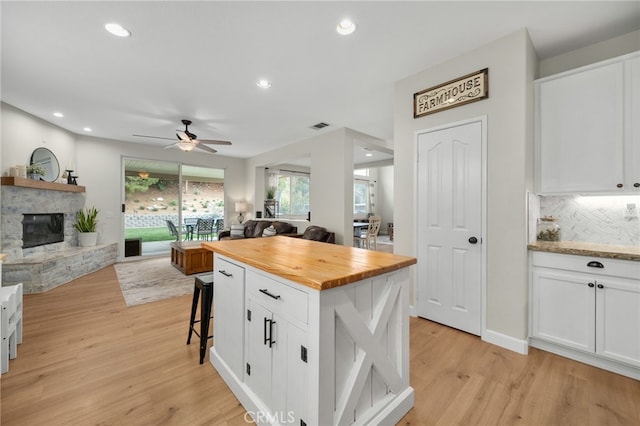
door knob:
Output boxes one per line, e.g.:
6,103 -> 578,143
468,236 -> 478,244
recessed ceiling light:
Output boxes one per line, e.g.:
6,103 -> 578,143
53,112 -> 64,118
365,153 -> 373,157
257,79 -> 272,89
83,127 -> 92,132
336,19 -> 356,35
105,23 -> 131,38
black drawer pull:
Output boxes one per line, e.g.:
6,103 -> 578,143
259,288 -> 281,300
588,282 -> 595,288
218,270 -> 233,277
587,261 -> 604,268
597,283 -> 604,289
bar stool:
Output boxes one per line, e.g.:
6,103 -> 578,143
187,273 -> 214,364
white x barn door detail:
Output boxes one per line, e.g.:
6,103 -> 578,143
333,277 -> 404,425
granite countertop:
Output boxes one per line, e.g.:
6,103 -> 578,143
202,236 -> 416,291
528,241 -> 640,261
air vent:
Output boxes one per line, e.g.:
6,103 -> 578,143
310,122 -> 330,130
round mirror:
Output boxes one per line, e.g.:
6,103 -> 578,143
30,147 -> 60,182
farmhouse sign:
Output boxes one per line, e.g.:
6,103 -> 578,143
414,68 -> 488,118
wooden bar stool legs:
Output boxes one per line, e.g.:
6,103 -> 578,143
187,273 -> 214,364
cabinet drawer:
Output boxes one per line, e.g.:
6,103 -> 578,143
532,251 -> 640,280
246,270 -> 308,324
215,256 -> 246,286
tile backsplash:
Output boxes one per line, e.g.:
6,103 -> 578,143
538,195 -> 640,247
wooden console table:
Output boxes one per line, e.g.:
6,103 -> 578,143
170,241 -> 213,275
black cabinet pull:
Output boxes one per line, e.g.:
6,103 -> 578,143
597,283 -> 604,289
468,236 -> 478,244
259,288 -> 281,300
263,317 -> 276,347
588,282 -> 595,288
263,317 -> 269,346
269,320 -> 276,348
218,270 -> 232,277
616,183 -> 624,188
634,183 -> 640,188
587,261 -> 604,268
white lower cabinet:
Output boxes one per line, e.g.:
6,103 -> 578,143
245,271 -> 308,425
530,251 -> 640,378
213,256 -> 246,379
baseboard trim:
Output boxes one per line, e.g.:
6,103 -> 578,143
483,329 -> 529,355
409,305 -> 417,317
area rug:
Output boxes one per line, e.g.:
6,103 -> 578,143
114,257 -> 195,306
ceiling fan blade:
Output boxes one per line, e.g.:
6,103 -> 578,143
133,134 -> 177,141
162,142 -> 178,149
197,139 -> 232,145
196,144 -> 218,154
176,130 -> 190,141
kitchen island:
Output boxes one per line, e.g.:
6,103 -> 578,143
202,236 -> 417,426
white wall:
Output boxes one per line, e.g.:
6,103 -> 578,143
394,29 -> 536,342
1,103 -> 77,179
539,30 -> 640,78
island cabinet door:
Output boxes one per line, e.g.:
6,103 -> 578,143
245,300 -> 274,408
245,300 -> 308,425
213,255 -> 246,379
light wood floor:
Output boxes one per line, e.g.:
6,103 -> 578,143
2,266 -> 638,425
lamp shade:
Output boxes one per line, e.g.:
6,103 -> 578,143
235,202 -> 247,213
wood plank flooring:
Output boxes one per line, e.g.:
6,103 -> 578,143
2,265 -> 638,425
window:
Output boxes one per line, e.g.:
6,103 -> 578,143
354,179 -> 369,214
268,170 -> 310,218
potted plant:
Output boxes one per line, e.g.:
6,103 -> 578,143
266,186 -> 276,200
26,163 -> 47,180
75,206 -> 99,247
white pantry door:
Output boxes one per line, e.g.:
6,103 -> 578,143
417,120 -> 482,335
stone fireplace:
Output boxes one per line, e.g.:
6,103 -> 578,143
1,179 -> 116,293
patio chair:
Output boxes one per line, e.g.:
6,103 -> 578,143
195,218 -> 215,240
166,220 -> 183,241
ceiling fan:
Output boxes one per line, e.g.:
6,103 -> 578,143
133,119 -> 232,153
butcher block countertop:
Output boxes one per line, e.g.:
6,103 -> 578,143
528,241 -> 640,262
202,236 -> 416,291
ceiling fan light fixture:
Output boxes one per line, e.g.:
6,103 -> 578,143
336,19 -> 356,35
178,141 -> 195,152
105,23 -> 131,38
257,79 -> 272,89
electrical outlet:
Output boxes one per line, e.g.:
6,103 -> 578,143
623,203 -> 639,219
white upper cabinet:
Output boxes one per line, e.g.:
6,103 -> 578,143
535,52 -> 640,194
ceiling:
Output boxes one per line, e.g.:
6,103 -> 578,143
2,1 -> 639,161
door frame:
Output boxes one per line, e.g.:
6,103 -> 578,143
413,115 -> 488,336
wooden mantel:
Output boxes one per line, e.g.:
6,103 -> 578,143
1,176 -> 85,193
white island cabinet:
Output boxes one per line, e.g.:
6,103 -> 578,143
204,237 -> 416,426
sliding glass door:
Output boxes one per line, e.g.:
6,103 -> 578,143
122,158 -> 224,258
